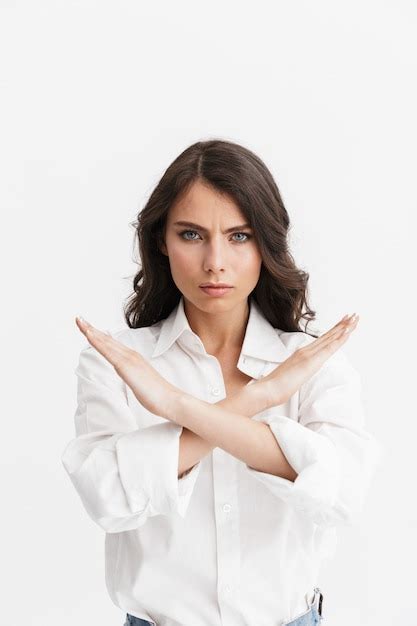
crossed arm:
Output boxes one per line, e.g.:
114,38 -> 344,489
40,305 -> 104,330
74,313 -> 359,485
176,379 -> 298,482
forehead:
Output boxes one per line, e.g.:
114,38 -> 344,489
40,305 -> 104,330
167,180 -> 244,222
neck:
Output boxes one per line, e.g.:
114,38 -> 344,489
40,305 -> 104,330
183,297 -> 250,355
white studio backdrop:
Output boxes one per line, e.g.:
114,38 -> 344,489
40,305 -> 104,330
1,1 -> 415,624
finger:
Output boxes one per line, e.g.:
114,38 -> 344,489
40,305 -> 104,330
75,317 -> 133,365
308,315 -> 359,358
302,314 -> 358,355
317,313 -> 357,342
306,315 -> 354,349
316,314 -> 359,349
320,314 -> 359,344
309,314 -> 355,347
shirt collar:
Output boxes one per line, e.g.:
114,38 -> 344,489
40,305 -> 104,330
151,295 -> 290,367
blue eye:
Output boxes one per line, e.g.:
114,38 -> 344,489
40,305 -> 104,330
180,230 -> 200,240
178,230 -> 252,243
232,232 -> 251,242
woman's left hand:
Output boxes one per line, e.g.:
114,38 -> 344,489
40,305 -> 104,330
75,316 -> 184,420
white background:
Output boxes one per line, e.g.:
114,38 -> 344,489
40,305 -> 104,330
1,1 -> 416,624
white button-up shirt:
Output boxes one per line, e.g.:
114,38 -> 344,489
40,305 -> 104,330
61,296 -> 383,626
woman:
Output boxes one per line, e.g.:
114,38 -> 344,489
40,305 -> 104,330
61,139 -> 383,626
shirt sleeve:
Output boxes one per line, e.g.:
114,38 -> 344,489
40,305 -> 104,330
244,343 -> 384,528
61,340 -> 201,533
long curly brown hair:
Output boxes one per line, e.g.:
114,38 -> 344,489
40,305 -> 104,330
123,139 -> 318,338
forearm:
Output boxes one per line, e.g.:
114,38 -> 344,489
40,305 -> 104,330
178,380 -> 271,478
178,427 -> 211,478
176,381 -> 297,481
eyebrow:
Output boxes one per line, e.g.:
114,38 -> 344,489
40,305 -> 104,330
172,220 -> 252,234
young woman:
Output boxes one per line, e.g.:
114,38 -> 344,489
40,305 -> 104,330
61,139 -> 382,626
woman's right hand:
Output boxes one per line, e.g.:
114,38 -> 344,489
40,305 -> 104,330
262,313 -> 359,407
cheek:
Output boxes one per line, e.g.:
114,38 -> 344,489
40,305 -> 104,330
237,247 -> 263,274
166,241 -> 193,271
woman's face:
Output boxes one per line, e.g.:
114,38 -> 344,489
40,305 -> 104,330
160,180 -> 263,311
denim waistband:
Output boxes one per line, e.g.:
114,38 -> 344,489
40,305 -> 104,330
125,587 -> 324,626
311,587 -> 323,617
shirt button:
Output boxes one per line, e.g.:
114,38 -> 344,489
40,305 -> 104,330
223,503 -> 231,513
211,387 -> 220,396
224,584 -> 231,593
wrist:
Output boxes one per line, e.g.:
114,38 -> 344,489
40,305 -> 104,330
244,380 -> 269,415
224,379 -> 272,417
166,389 -> 210,428
260,378 -> 283,409
164,389 -> 189,424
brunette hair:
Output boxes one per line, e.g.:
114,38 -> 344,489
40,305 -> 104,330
123,139 -> 318,338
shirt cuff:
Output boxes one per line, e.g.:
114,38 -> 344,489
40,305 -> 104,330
244,414 -> 383,526
115,421 -> 201,519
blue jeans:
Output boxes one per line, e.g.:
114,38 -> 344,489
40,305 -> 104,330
124,586 -> 324,626
123,615 -> 153,626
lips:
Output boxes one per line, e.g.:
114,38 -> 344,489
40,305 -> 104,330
199,284 -> 233,288
199,285 -> 234,297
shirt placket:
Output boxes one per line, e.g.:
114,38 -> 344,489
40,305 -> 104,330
207,356 -> 243,626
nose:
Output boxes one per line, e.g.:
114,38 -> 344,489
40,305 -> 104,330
203,238 -> 226,273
